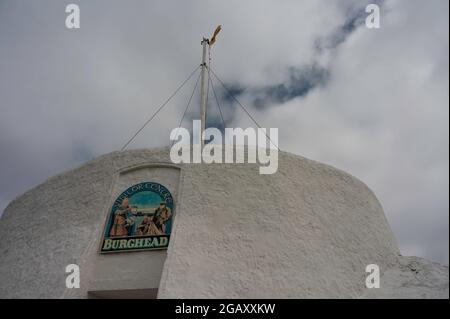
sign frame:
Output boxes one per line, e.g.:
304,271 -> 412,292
99,181 -> 175,254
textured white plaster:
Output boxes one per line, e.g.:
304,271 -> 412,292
0,147 -> 447,298
360,256 -> 449,299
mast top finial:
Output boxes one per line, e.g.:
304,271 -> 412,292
209,25 -> 222,46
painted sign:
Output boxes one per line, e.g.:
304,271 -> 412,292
101,182 -> 174,253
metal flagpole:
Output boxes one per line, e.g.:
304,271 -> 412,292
199,37 -> 209,149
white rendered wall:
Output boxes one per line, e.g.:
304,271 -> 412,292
0,147 -> 405,298
158,149 -> 400,298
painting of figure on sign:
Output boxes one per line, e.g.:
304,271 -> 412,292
101,182 -> 174,253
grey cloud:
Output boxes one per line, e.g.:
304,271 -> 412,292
214,3 -> 375,111
252,64 -> 330,108
316,0 -> 385,52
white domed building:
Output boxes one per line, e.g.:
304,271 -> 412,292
0,147 -> 447,298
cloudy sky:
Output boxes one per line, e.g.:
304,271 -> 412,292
0,0 -> 448,264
